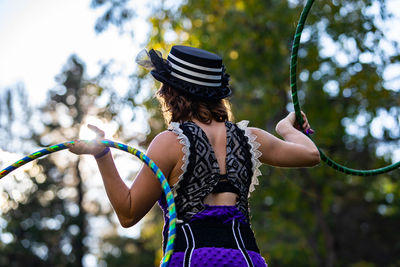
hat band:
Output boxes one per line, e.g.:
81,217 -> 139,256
168,53 -> 222,72
170,72 -> 222,87
169,62 -> 221,80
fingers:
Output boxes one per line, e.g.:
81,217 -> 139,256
68,140 -> 83,155
306,128 -> 315,135
281,111 -> 315,135
66,140 -> 79,149
68,139 -> 106,156
88,124 -> 105,138
300,111 -> 307,126
300,111 -> 315,135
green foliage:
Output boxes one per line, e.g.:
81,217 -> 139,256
91,0 -> 136,34
1,0 -> 399,266
140,0 -> 400,266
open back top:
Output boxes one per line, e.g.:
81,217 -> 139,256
159,120 -> 262,223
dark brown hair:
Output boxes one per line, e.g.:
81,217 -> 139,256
156,84 -> 233,125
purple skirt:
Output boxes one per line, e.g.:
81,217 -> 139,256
164,205 -> 268,267
169,247 -> 267,267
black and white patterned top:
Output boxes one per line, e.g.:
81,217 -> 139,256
168,121 -> 262,223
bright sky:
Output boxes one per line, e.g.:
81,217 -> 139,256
0,0 -> 149,106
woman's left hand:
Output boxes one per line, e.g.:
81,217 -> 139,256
68,124 -> 107,156
276,111 -> 314,136
294,111 -> 314,134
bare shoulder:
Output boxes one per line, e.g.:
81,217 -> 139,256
248,127 -> 262,134
248,127 -> 273,139
153,130 -> 179,142
147,130 -> 182,159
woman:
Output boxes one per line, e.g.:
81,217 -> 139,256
68,45 -> 320,266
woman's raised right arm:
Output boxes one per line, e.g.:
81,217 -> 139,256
250,112 -> 320,168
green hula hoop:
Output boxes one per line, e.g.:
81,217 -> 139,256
0,140 -> 176,267
290,0 -> 400,176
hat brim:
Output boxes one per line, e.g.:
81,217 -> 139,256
151,70 -> 232,101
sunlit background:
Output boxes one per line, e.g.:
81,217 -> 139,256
0,0 -> 399,266
0,0 -> 146,105
0,0 -> 151,266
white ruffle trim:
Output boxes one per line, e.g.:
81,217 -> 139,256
236,120 -> 262,195
168,122 -> 190,197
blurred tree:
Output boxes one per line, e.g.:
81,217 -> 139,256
91,0 -> 136,34
0,56 -> 94,266
0,85 -> 34,153
0,55 -> 154,266
98,205 -> 163,267
0,85 -> 48,266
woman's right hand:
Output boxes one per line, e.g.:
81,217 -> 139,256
276,111 -> 314,136
68,124 -> 107,156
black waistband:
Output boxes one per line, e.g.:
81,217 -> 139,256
173,219 -> 260,253
211,179 -> 241,195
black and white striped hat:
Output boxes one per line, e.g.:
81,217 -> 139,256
148,45 -> 231,100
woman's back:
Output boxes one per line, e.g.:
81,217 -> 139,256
168,119 -> 259,221
185,119 -> 237,206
